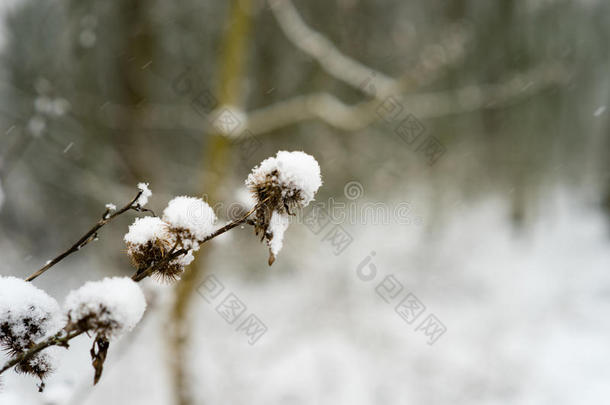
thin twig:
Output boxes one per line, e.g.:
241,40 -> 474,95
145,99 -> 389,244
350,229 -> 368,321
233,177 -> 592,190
25,190 -> 145,282
0,327 -> 85,375
1,201 -> 264,377
131,248 -> 189,282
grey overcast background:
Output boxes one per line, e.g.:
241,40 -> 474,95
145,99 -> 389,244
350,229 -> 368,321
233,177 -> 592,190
0,0 -> 609,404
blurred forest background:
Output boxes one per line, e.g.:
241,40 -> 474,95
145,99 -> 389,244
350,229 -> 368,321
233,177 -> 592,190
0,0 -> 609,404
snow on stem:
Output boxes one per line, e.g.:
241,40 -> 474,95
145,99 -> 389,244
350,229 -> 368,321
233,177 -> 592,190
2,151 -> 323,389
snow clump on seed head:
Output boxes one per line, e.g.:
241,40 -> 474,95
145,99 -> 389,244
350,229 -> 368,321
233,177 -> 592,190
124,196 -> 217,282
0,276 -> 62,352
246,151 -> 322,265
162,196 -> 217,246
246,151 -> 321,212
0,276 -> 63,382
64,277 -> 146,339
124,216 -> 185,282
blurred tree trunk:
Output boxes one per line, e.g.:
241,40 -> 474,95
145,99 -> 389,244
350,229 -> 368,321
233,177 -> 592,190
115,0 -> 156,181
167,1 -> 252,405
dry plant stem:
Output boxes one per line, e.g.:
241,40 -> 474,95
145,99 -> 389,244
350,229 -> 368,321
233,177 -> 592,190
0,327 -> 85,375
25,191 -> 145,282
1,249 -> 190,374
1,202 -> 262,377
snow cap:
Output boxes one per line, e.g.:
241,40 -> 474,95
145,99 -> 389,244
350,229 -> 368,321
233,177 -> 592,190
246,151 -> 322,208
65,277 -> 146,338
162,196 -> 217,241
0,276 -> 63,346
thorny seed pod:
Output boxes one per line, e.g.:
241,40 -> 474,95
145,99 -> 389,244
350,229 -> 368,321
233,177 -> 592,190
124,216 -> 187,281
64,277 -> 146,385
246,151 -> 322,264
162,196 -> 217,247
0,276 -> 62,389
64,277 -> 146,339
14,352 -> 54,385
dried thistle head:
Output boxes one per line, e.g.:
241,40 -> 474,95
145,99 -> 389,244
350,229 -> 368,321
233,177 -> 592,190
14,352 -> 54,379
0,277 -> 62,391
246,151 -> 321,264
120,196 -> 216,281
0,276 -> 62,353
124,216 -> 187,281
67,306 -> 120,338
15,352 -> 55,391
162,196 -> 217,243
151,249 -> 194,283
127,238 -> 172,269
64,277 -> 146,340
248,170 -> 293,238
64,277 -> 147,387
1,318 -> 36,354
246,152 -> 321,233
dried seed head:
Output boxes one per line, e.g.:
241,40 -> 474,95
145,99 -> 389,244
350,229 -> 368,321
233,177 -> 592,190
151,250 -> 194,283
249,169 -> 292,239
246,151 -> 321,265
162,196 -> 217,243
0,277 -> 62,389
15,352 -> 55,386
246,151 -> 322,214
127,239 -> 173,270
15,352 -> 54,377
64,277 -> 146,339
0,277 -> 62,355
124,216 -> 188,280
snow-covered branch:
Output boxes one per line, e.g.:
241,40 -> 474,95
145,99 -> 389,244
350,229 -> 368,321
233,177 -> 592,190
0,150 -> 323,390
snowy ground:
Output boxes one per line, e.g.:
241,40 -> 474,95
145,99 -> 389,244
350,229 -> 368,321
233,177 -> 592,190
1,186 -> 609,405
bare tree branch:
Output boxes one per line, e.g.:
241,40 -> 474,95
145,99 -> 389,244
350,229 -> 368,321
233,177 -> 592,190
245,63 -> 568,135
79,60 -> 567,139
267,0 -> 397,97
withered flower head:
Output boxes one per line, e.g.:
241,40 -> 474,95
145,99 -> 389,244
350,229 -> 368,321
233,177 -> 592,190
124,216 -> 185,281
64,277 -> 146,339
0,277 -> 62,353
15,352 -> 54,380
246,151 -> 322,212
162,196 -> 217,250
64,277 -> 146,386
246,151 -> 322,264
0,277 -> 62,387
